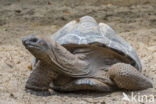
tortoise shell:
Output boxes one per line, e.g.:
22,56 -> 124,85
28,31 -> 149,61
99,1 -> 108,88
51,16 -> 142,71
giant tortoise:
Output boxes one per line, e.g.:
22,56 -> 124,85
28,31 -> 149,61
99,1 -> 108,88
22,16 -> 152,96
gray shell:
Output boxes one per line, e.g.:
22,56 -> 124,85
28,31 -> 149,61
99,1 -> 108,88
51,16 -> 142,71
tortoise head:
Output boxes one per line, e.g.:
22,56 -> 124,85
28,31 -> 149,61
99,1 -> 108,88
22,35 -> 51,62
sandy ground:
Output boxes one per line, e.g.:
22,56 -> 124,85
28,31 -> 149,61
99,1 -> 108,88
0,0 -> 156,104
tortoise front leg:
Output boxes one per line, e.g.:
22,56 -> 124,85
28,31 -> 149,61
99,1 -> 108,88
108,63 -> 153,90
25,61 -> 57,96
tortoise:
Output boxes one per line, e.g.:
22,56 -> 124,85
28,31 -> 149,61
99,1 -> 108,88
22,16 -> 152,96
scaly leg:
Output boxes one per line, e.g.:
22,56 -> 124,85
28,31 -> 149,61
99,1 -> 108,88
108,63 -> 153,90
25,61 -> 57,96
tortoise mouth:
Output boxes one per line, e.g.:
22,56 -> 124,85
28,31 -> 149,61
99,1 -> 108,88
26,43 -> 41,49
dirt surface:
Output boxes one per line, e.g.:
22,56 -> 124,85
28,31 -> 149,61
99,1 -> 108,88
0,0 -> 156,104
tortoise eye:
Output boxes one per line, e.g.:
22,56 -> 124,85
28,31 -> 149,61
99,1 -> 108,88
28,35 -> 39,43
31,38 -> 38,43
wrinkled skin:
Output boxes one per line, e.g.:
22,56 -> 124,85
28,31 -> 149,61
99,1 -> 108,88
22,35 -> 153,96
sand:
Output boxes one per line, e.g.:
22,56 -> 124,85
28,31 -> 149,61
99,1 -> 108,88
0,0 -> 156,104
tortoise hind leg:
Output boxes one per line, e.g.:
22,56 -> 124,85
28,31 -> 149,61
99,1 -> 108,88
50,78 -> 115,92
25,61 -> 57,96
108,63 -> 153,90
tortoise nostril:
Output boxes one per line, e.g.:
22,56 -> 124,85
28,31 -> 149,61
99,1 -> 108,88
22,37 -> 27,44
